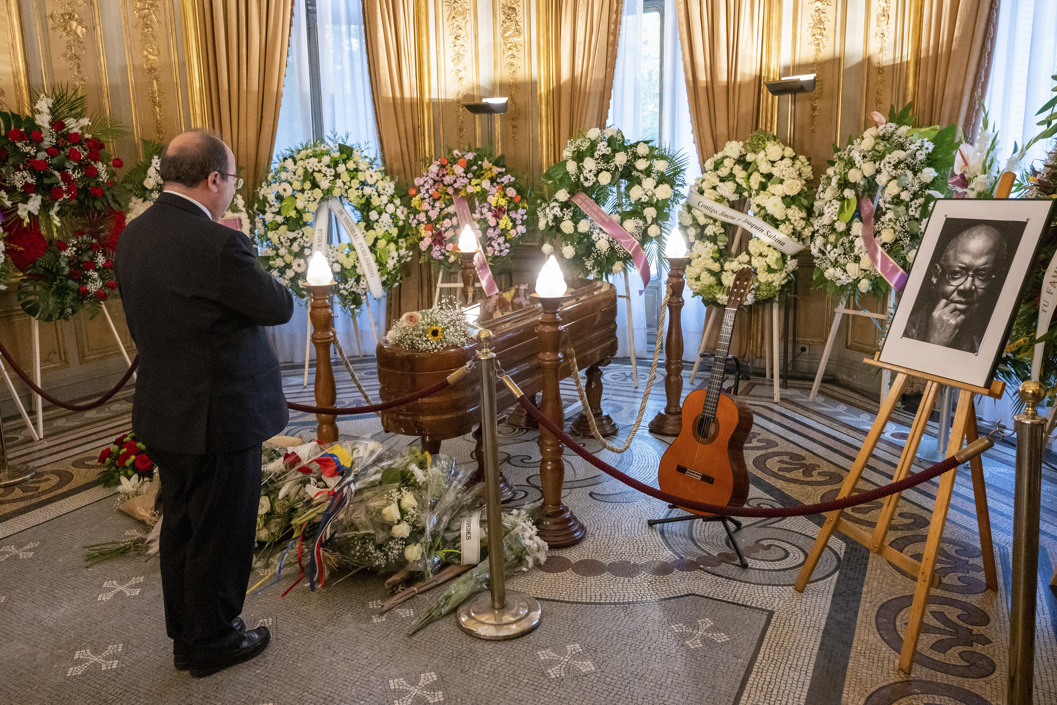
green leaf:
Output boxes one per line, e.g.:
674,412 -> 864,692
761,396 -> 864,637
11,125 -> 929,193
280,196 -> 297,217
838,197 -> 856,223
380,467 -> 403,486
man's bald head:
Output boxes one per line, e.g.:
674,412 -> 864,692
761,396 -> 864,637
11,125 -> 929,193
160,130 -> 231,188
931,223 -> 1006,308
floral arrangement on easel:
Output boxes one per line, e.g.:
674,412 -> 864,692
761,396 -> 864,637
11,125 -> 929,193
254,141 -> 414,313
0,86 -> 128,320
121,139 -> 251,236
810,103 -> 957,298
411,146 -> 528,266
680,131 -> 813,305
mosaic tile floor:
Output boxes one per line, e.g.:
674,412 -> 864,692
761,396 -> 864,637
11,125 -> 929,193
1,359 -> 1055,704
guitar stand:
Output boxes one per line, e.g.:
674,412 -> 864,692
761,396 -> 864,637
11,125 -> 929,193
647,506 -> 749,569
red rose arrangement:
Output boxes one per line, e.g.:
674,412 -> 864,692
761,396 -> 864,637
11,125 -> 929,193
96,431 -> 156,487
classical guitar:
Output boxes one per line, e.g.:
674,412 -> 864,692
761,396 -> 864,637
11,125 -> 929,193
657,266 -> 754,515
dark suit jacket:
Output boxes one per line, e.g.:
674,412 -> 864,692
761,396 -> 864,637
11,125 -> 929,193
115,192 -> 294,454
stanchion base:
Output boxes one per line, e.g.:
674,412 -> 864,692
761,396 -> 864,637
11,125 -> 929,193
647,410 -> 681,437
536,505 -> 586,547
0,466 -> 35,488
570,411 -> 618,438
457,589 -> 542,640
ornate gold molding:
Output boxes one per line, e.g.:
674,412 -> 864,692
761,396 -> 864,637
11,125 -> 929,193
47,0 -> 90,87
0,0 -> 31,111
179,0 -> 211,127
130,0 -> 165,140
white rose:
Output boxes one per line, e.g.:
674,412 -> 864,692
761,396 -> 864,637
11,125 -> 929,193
598,171 -> 612,185
381,503 -> 401,523
560,220 -> 575,234
635,158 -> 650,171
644,207 -> 657,222
860,136 -> 875,151
783,179 -> 802,196
399,494 -> 418,511
614,152 -> 628,166
857,278 -> 871,293
907,248 -> 918,263
636,142 -> 650,157
561,244 -> 576,259
861,161 -> 876,177
586,127 -> 601,139
859,254 -> 872,270
655,160 -> 668,172
604,127 -> 616,137
879,228 -> 896,244
595,238 -> 610,252
583,157 -> 597,171
541,243 -> 553,255
577,219 -> 590,233
562,147 -> 573,159
404,543 -> 423,562
555,189 -> 569,202
919,167 -> 937,183
612,261 -> 625,273
845,262 -> 860,278
885,179 -> 901,196
655,184 -> 672,200
258,496 -> 271,515
848,168 -> 863,183
629,185 -> 644,201
648,224 -> 660,237
391,522 -> 411,539
566,161 -> 577,174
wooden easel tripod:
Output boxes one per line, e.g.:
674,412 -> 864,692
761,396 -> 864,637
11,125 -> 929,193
794,355 -> 1002,674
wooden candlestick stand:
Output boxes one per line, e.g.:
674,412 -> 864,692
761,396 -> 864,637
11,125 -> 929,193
460,252 -> 477,306
533,293 -> 586,547
794,355 -> 1001,674
649,256 -> 689,436
309,283 -> 338,444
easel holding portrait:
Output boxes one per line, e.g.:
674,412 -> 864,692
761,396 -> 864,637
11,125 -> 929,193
794,196 -> 1056,674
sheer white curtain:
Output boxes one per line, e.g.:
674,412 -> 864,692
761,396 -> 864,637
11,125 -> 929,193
608,0 -> 703,361
268,0 -> 386,365
984,0 -> 1057,170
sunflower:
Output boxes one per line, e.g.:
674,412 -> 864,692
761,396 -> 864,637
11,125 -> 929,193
427,325 -> 444,340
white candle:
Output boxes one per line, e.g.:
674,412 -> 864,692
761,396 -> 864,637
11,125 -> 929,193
665,229 -> 688,258
535,255 -> 568,298
457,225 -> 479,253
306,251 -> 333,285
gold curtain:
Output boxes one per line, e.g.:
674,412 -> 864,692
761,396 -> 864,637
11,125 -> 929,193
908,0 -> 998,134
362,0 -> 434,317
540,0 -> 623,165
675,0 -> 766,167
189,0 -> 295,191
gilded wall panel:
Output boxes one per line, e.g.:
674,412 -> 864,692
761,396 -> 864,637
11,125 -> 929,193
0,1 -> 31,111
0,307 -> 68,372
492,0 -> 539,180
73,306 -> 135,363
431,0 -> 481,152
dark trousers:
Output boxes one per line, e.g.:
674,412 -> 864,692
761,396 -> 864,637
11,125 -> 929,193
149,444 -> 262,654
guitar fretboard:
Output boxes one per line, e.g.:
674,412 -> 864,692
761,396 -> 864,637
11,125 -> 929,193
700,307 -> 738,424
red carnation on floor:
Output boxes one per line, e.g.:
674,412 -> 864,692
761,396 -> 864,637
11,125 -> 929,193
97,447 -> 113,463
134,454 -> 153,472
1,216 -> 47,271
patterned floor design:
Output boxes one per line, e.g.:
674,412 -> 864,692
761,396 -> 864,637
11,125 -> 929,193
0,359 -> 1055,704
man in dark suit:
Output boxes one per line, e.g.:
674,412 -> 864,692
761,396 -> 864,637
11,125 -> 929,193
116,131 -> 294,678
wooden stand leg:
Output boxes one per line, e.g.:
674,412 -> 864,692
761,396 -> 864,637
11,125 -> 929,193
101,303 -> 136,381
32,318 -> 43,439
898,390 -> 978,673
622,270 -> 638,389
688,307 -> 718,384
809,296 -> 847,402
772,302 -> 780,403
0,359 -> 40,441
303,312 -> 312,387
572,362 -> 619,437
764,305 -> 772,382
965,403 -> 998,591
795,373 -> 909,592
365,298 -> 380,347
868,381 -> 941,551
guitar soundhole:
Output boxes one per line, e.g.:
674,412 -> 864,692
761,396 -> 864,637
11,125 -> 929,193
693,416 -> 719,444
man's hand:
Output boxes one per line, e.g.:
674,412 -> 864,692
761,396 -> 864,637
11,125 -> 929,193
924,299 -> 967,347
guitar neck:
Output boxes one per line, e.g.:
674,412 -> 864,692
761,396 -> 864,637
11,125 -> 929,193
702,306 -> 738,420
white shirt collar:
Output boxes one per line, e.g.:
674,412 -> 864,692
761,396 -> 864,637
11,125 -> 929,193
164,189 -> 213,220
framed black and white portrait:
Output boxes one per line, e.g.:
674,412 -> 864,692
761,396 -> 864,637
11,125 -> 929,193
880,198 -> 1056,388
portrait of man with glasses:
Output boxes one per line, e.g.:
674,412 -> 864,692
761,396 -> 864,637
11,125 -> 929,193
902,219 -> 1020,354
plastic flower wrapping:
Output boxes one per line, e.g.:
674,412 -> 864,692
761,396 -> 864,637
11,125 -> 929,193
679,131 -> 813,305
255,141 -> 414,313
809,103 -> 957,298
535,127 -> 687,280
411,146 -> 528,266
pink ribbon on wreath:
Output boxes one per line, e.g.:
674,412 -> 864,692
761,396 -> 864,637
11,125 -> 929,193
569,192 -> 651,289
452,195 -> 500,297
859,196 -> 907,293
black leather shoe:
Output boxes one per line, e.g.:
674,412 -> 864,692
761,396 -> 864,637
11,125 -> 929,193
173,618 -> 247,671
188,626 -> 270,678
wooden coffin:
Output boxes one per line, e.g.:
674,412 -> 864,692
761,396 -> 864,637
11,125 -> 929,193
376,279 -> 618,446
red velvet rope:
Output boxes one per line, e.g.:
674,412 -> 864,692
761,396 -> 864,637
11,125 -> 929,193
286,376 -> 453,415
515,394 -> 965,518
0,338 -> 139,412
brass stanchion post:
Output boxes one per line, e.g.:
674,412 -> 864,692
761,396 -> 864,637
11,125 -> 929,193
1009,380 -> 1045,705
0,420 -> 34,488
457,329 -> 542,639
